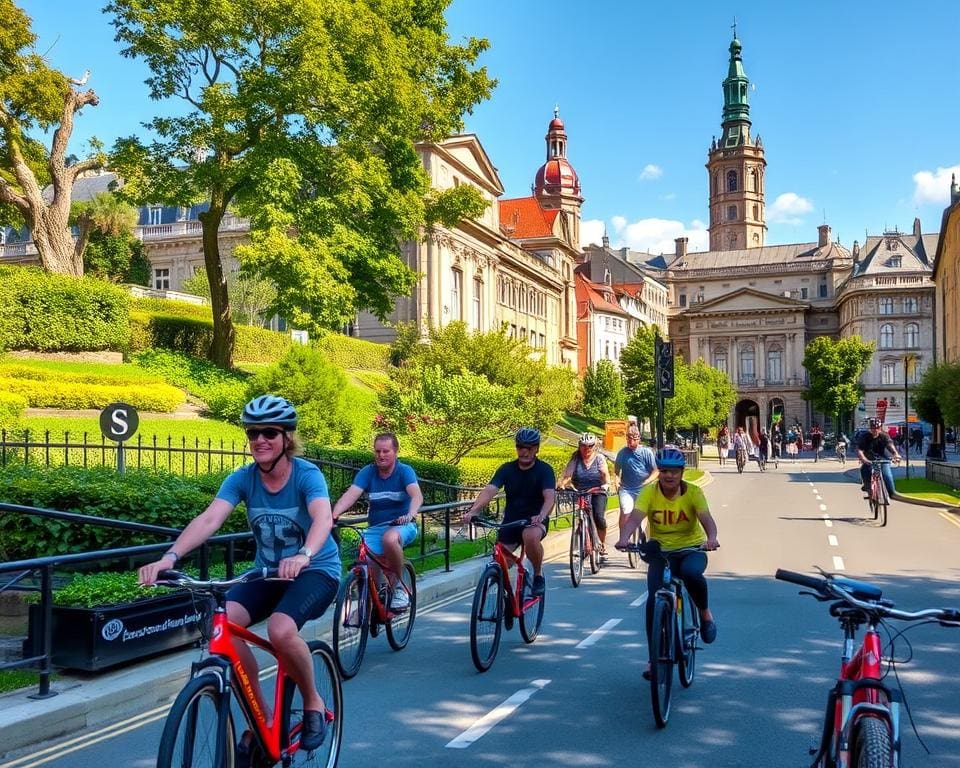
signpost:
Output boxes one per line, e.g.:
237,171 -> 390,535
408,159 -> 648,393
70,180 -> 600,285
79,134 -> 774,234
99,403 -> 139,473
654,334 -> 675,449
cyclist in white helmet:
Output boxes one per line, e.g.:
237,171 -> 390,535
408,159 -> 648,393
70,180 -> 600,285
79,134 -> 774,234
558,431 -> 612,556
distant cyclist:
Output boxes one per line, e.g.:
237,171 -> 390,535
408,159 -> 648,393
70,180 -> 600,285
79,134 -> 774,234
732,427 -> 752,468
615,447 -> 720,678
856,418 -> 901,497
558,432 -> 612,556
614,425 -> 659,544
463,428 -> 555,596
810,423 -> 824,462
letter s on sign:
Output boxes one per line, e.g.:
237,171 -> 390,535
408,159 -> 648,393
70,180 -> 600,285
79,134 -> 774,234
110,408 -> 129,436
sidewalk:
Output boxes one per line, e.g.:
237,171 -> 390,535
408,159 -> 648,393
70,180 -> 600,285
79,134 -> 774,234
0,510 -> 616,759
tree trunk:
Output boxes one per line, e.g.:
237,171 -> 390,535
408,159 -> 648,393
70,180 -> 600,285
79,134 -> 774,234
31,208 -> 83,276
199,204 -> 234,368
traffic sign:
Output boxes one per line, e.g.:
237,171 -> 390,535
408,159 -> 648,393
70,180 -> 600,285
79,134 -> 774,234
99,403 -> 139,442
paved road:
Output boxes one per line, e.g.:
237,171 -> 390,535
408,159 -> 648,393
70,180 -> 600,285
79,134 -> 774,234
4,460 -> 960,768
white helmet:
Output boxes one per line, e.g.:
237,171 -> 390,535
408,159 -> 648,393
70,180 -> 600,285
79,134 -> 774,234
578,432 -> 598,447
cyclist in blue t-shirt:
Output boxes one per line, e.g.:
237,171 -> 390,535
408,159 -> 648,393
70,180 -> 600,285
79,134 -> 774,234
139,395 -> 338,751
614,425 -> 659,538
332,432 -> 422,610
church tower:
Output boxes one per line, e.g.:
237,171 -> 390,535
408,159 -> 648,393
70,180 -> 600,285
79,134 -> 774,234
534,109 -> 584,248
706,33 -> 767,251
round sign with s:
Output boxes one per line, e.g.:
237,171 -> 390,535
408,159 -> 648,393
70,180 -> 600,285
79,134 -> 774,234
99,402 -> 140,442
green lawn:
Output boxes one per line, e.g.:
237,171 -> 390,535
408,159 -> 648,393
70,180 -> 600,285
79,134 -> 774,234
895,478 -> 960,505
558,411 -> 605,436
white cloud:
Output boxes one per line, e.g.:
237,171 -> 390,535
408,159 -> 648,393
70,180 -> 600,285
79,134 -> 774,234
913,164 -> 960,205
611,215 -> 627,233
639,164 -> 663,181
579,219 -> 606,249
767,192 -> 813,225
605,216 -> 709,255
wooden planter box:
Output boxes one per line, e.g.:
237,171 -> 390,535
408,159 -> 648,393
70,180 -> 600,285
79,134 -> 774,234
26,592 -> 211,672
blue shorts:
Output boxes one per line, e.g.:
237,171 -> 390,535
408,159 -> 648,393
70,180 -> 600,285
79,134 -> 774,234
362,522 -> 418,555
227,570 -> 338,629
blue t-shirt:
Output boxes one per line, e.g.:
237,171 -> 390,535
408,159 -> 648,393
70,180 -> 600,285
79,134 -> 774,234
489,459 -> 556,524
351,461 -> 419,526
615,445 -> 657,491
216,457 -> 340,581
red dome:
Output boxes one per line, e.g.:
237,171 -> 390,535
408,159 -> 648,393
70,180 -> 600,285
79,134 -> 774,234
535,157 -> 581,196
549,116 -> 565,131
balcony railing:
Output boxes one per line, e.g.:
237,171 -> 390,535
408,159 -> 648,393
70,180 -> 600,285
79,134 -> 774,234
135,215 -> 250,241
0,241 -> 39,260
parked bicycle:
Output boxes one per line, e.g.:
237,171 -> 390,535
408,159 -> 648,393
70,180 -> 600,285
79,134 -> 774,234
331,520 -> 417,679
776,568 -> 960,768
867,459 -> 892,527
154,568 -> 342,768
556,487 -> 603,586
468,518 -> 546,672
620,539 -> 702,728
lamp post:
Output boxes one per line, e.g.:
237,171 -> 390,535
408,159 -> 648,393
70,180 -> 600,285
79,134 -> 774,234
903,354 -> 916,480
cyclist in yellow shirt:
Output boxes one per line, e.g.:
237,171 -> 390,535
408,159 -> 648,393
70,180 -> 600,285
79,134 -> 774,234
616,447 -> 720,678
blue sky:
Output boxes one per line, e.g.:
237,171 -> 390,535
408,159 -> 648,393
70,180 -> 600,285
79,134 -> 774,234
19,0 -> 960,255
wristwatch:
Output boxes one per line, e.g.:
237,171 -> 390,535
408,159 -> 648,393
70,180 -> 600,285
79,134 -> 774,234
297,546 -> 314,558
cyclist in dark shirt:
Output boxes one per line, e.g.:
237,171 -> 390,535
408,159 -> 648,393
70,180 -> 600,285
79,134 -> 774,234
856,418 -> 901,496
464,428 -> 556,597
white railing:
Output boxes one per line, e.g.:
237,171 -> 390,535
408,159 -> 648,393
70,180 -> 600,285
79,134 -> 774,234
0,241 -> 38,260
135,215 -> 250,241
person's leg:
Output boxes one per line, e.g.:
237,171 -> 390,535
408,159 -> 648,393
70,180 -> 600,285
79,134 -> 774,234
859,462 -> 871,492
618,489 -> 636,535
522,524 -> 545,575
380,528 -> 405,587
592,494 -> 608,552
225,601 -> 268,715
881,462 -> 896,496
674,552 -> 712,621
644,557 -> 667,655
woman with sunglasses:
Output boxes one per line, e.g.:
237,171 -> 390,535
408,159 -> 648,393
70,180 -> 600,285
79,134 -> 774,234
138,395 -> 339,751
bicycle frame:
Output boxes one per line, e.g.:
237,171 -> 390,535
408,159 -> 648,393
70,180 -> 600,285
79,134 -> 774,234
870,461 -> 891,503
347,530 -> 407,624
490,539 -> 534,618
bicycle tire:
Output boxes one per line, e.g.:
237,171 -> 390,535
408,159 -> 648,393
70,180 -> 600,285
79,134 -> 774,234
470,565 -> 503,672
157,673 -> 234,768
627,528 -> 639,570
569,518 -> 584,587
519,578 -> 545,644
852,716 -> 893,768
736,452 -> 745,474
676,588 -> 698,688
332,570 -> 368,680
649,596 -> 674,728
588,516 -> 600,575
877,480 -> 889,528
386,561 -> 417,651
283,640 -> 343,768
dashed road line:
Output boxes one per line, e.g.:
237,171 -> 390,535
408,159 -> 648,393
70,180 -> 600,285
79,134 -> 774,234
823,514 -> 833,528
446,679 -> 551,748
833,556 -> 845,571
819,504 -> 828,511
629,593 -> 649,608
576,618 -> 622,649
828,535 -> 839,547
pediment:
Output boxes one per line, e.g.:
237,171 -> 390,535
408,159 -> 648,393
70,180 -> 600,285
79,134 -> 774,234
433,134 -> 505,196
686,287 -> 808,314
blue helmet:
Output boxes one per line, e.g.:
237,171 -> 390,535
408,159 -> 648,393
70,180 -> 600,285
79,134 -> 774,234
515,427 -> 541,445
242,395 -> 298,428
656,446 -> 686,469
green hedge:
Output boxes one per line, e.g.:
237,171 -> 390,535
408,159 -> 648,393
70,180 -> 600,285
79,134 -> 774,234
0,373 -> 185,412
315,334 -> 391,371
0,390 -> 27,434
0,465 -> 243,561
129,312 -> 292,364
0,267 -> 130,352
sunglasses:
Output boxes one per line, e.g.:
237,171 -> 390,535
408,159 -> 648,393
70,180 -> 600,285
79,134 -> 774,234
515,443 -> 539,450
245,427 -> 284,441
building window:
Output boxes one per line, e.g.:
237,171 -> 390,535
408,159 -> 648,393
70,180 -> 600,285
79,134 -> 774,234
740,346 -> 755,383
881,361 -> 896,385
903,297 -> 918,313
176,206 -> 188,221
605,340 -> 610,359
727,170 -> 738,192
679,294 -> 687,308
149,206 -> 162,225
904,322 -> 919,348
153,267 -> 170,290
726,204 -> 737,221
713,353 -> 727,374
910,360 -> 922,383
472,277 -> 482,329
879,297 -> 894,315
767,348 -> 783,383
888,256 -> 901,267
800,287 -> 809,299
450,269 -> 462,321
819,283 -> 828,298
879,323 -> 894,349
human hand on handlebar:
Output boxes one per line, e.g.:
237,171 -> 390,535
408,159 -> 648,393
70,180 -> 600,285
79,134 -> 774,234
702,538 -> 720,551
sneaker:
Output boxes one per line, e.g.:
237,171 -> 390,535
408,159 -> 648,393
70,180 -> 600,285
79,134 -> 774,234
531,575 -> 546,597
700,619 -> 717,644
390,588 -> 410,611
299,709 -> 328,751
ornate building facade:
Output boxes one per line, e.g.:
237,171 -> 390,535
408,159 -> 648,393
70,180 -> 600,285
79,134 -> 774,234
933,176 -> 960,364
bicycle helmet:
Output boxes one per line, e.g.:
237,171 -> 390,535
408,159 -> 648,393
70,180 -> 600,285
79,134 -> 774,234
578,432 -> 598,447
242,395 -> 298,429
515,427 -> 541,445
867,418 -> 881,429
655,446 -> 686,469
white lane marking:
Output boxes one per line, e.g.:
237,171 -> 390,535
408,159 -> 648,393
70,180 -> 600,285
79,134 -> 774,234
819,504 -> 828,511
446,679 -> 551,748
833,556 -> 846,571
812,488 -> 819,494
576,618 -> 622,649
630,593 -> 649,608
808,481 -> 814,486
828,535 -> 839,547
823,514 -> 833,528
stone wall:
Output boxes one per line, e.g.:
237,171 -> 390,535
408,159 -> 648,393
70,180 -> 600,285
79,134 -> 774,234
925,460 -> 960,489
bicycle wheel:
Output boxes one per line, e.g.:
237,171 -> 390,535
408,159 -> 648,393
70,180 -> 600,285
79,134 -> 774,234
877,480 -> 890,528
627,528 -> 639,570
587,517 -> 600,575
736,452 -> 745,473
569,518 -> 584,587
284,640 -> 343,768
332,570 -> 368,680
386,561 -> 417,651
676,589 -> 698,688
852,716 -> 893,768
519,578 -> 545,644
470,565 -> 504,672
157,674 -> 234,768
649,596 -> 674,728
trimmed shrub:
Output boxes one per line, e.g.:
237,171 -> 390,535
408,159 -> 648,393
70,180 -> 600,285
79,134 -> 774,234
0,373 -> 184,412
0,391 -> 27,434
0,267 -> 129,352
315,333 -> 391,371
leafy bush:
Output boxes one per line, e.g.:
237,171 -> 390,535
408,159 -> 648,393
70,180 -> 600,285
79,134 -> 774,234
48,571 -> 172,608
315,333 -> 391,371
0,368 -> 185,412
0,390 -> 28,434
131,297 -> 212,320
582,360 -> 626,422
0,267 -> 130,352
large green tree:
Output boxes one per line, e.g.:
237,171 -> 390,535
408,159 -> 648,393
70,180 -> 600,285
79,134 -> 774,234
0,0 -> 103,275
183,267 -> 277,327
581,359 -> 626,422
913,362 -> 960,428
107,0 -> 494,367
802,335 -> 875,430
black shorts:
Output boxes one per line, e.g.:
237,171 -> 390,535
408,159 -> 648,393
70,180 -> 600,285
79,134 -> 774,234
497,518 -> 549,548
227,570 -> 339,629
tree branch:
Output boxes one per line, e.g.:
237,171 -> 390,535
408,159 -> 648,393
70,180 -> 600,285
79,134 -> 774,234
0,178 -> 31,216
50,89 -> 99,173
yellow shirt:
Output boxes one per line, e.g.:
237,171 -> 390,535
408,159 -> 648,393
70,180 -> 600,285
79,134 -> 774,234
637,482 -> 709,550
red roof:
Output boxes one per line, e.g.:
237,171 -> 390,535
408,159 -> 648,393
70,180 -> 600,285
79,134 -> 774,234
575,273 -> 628,318
499,196 -> 559,239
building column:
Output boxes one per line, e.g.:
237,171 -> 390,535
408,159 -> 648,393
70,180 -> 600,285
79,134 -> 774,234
759,334 -> 766,385
732,336 -> 740,385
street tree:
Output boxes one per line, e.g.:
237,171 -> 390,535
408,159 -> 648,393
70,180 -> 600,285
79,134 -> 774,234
182,267 -> 277,328
0,0 -> 103,275
107,0 -> 494,367
913,362 -> 960,428
582,359 -> 626,422
71,192 -> 138,263
684,357 -> 738,430
802,335 -> 874,430
619,325 -> 660,429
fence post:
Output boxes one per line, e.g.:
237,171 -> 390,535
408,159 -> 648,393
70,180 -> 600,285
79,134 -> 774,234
28,566 -> 57,699
117,441 -> 126,474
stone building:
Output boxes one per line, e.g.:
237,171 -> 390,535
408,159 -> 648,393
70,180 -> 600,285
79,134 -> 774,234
933,176 -> 960,364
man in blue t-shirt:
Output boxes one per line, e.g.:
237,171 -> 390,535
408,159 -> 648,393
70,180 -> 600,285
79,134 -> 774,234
614,425 -> 658,538
332,433 -> 422,610
463,427 -> 555,597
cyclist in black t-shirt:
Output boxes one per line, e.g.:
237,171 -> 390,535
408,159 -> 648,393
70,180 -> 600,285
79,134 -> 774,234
856,418 -> 901,496
464,428 -> 556,596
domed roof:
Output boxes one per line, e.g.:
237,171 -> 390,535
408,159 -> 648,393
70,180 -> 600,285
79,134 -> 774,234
534,157 -> 581,196
548,116 -> 565,131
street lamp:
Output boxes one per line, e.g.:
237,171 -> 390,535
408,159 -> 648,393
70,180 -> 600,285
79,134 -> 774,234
903,354 -> 916,480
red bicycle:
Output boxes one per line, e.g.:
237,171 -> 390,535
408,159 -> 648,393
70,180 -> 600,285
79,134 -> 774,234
468,518 -> 546,672
155,568 -> 342,768
331,520 -> 417,679
556,487 -> 604,586
776,568 -> 960,767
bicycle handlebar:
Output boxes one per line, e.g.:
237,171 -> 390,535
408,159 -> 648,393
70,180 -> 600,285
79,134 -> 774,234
776,568 -> 960,625
469,517 -> 532,531
155,567 -> 277,591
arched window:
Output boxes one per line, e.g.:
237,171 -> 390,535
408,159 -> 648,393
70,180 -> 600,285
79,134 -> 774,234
879,323 -> 894,349
879,297 -> 894,315
881,360 -> 896,385
727,170 -> 738,192
904,322 -> 919,348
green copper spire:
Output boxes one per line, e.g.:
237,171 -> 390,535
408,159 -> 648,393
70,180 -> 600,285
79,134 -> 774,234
720,33 -> 751,147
